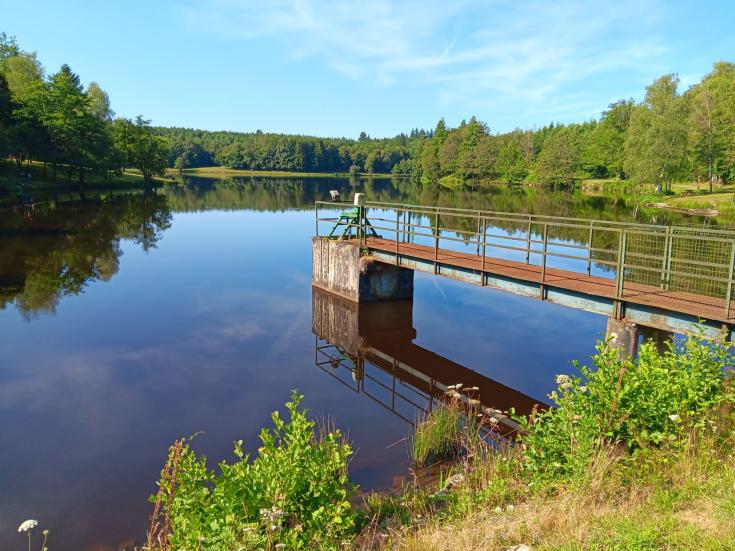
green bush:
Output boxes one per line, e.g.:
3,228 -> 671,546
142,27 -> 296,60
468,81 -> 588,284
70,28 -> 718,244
519,336 -> 734,483
155,391 -> 356,550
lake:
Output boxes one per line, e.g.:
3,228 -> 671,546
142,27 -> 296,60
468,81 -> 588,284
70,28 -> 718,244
0,176 -> 719,550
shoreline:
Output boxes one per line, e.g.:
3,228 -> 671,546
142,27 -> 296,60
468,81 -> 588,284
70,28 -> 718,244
172,167 -> 400,179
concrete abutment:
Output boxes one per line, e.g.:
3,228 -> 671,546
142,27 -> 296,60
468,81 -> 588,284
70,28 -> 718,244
312,237 -> 414,302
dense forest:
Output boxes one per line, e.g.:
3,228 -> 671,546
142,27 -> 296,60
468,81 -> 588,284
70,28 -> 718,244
0,33 -> 168,184
1,31 -> 734,190
413,64 -> 735,191
158,127 -> 426,174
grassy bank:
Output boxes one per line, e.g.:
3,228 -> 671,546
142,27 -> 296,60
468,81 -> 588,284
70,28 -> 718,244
146,334 -> 735,550
172,166 -> 397,179
0,160 -> 174,190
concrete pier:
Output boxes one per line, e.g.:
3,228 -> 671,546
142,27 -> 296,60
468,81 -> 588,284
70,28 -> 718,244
312,237 -> 413,302
605,317 -> 674,358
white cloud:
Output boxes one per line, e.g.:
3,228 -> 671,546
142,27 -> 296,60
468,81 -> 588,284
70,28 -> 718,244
182,0 -> 668,116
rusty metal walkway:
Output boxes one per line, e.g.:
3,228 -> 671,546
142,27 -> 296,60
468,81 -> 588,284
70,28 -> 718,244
315,201 -> 735,340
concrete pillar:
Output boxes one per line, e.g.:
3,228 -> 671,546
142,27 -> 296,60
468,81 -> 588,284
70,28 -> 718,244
605,317 -> 640,359
605,318 -> 675,359
638,326 -> 675,355
312,237 -> 413,302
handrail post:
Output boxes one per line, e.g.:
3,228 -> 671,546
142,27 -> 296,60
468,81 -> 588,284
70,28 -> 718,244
434,210 -> 440,274
586,221 -> 593,275
525,215 -> 532,264
360,205 -> 365,246
540,223 -> 549,282
725,239 -> 735,319
315,203 -> 319,237
395,208 -> 400,264
660,226 -> 673,289
615,230 -> 627,299
481,217 -> 487,284
476,216 -> 481,256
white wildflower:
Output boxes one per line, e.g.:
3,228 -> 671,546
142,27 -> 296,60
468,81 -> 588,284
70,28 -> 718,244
506,504 -> 515,512
669,414 -> 680,422
555,374 -> 573,391
579,386 -> 588,393
494,506 -> 502,513
18,520 -> 37,533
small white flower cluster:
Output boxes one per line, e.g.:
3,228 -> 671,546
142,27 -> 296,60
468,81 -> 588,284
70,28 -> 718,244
18,520 -> 38,533
669,414 -> 680,422
555,374 -> 573,391
260,506 -> 285,532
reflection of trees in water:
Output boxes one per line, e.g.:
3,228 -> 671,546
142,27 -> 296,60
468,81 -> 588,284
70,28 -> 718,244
2,176 -> 724,317
165,176 -> 722,228
0,192 -> 171,318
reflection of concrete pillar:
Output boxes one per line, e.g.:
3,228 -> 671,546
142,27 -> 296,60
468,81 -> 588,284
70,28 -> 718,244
312,238 -> 413,302
638,326 -> 674,355
606,318 -> 640,359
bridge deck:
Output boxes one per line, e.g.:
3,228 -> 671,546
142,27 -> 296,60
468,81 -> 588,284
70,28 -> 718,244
363,237 -> 735,324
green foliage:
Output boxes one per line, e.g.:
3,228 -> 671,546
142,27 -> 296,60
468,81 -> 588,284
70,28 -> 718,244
112,116 -> 168,182
582,99 -> 634,179
156,126 -> 424,174
624,75 -> 690,191
535,127 -> 582,186
412,404 -> 462,466
157,391 -> 356,550
519,336 -> 734,483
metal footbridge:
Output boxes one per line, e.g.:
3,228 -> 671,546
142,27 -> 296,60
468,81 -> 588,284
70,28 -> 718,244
315,200 -> 735,341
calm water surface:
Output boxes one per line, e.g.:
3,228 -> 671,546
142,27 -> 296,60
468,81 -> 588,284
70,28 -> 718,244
0,177 -> 717,550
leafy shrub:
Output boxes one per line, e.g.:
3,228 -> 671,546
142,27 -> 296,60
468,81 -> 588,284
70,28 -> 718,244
519,336 -> 734,483
151,391 -> 356,550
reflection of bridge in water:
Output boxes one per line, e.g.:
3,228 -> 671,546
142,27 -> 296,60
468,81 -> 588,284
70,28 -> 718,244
314,200 -> 735,354
312,288 -> 544,431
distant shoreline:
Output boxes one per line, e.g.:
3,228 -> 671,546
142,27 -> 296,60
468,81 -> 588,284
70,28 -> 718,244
171,167 -> 400,179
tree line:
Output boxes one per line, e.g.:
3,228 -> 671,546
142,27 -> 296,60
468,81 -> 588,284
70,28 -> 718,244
157,127 -> 426,174
0,33 -> 168,184
414,63 -> 735,191
2,31 -> 733,190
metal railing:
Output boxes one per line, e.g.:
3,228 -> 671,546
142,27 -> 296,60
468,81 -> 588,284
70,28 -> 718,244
315,201 -> 735,319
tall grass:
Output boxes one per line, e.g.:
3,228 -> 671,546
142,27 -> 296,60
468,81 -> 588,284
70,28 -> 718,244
411,385 -> 487,467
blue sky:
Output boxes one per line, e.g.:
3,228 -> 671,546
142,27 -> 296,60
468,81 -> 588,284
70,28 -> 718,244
2,0 -> 733,138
